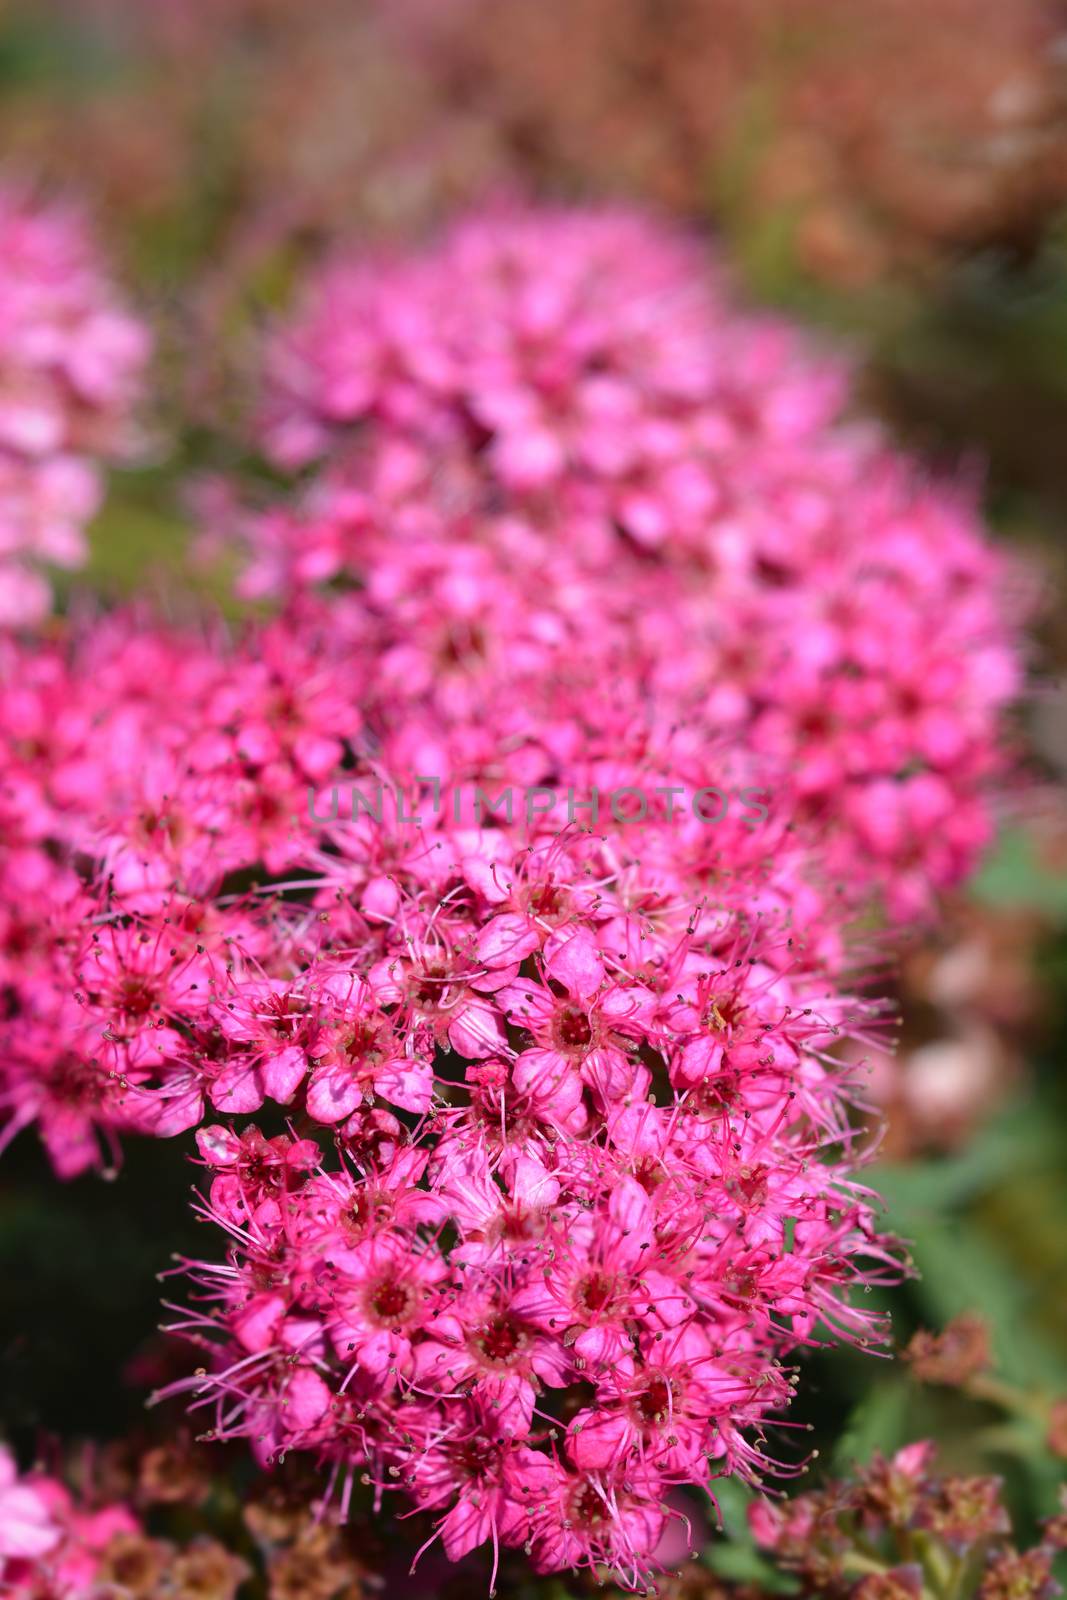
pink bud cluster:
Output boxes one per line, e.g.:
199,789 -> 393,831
245,205 -> 1027,921
0,203 -> 1028,1590
0,185 -> 148,625
748,1438 -> 1067,1598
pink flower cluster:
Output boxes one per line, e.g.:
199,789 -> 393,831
247,205 -> 1027,920
0,1445 -> 138,1597
0,594 -> 897,1587
0,185 -> 148,625
0,611 -> 360,1175
0,204 -> 1027,1589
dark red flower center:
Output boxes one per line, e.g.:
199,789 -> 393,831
577,1272 -> 613,1314
368,1276 -> 415,1325
119,975 -> 157,1017
49,1053 -> 103,1107
438,621 -> 488,667
705,995 -> 745,1032
556,1004 -> 593,1051
413,965 -> 449,1009
734,1164 -> 769,1205
475,1314 -> 527,1367
570,1482 -> 609,1527
528,883 -> 563,917
724,1267 -> 758,1301
635,1376 -> 674,1425
341,1021 -> 383,1067
346,1189 -> 393,1233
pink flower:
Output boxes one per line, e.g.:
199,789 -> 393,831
0,1446 -> 140,1596
506,1456 -> 666,1583
565,1321 -> 742,1477
305,974 -> 433,1120
0,186 -> 147,624
327,1232 -> 448,1388
415,1281 -> 570,1438
0,1448 -> 59,1560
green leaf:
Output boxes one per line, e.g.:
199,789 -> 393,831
973,827 -> 1067,919
705,1477 -> 799,1592
832,1377 -> 912,1471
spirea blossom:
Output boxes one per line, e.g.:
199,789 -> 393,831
0,203 -> 1029,1592
247,205 -> 1027,920
0,185 -> 148,624
0,588 -> 901,1589
157,850 -> 899,1592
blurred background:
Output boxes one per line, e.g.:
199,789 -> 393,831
0,0 -> 1065,1591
